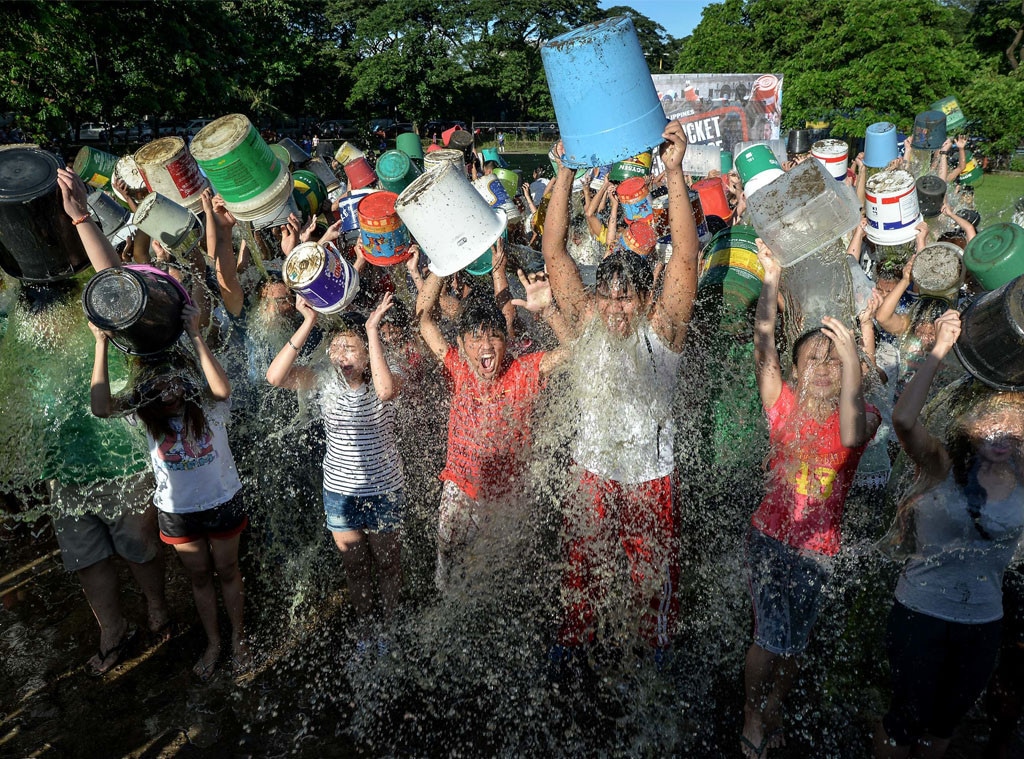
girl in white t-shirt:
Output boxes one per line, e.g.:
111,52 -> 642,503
267,293 -> 404,653
90,305 -> 249,682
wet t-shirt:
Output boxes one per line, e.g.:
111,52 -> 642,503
440,346 -> 545,500
752,383 -> 876,556
896,474 -> 1024,624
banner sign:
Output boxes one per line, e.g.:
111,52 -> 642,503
652,73 -> 784,146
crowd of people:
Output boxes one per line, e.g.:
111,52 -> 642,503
3,111 -> 1023,759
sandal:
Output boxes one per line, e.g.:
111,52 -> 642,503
147,619 -> 182,646
88,624 -> 138,677
193,654 -> 219,683
740,734 -> 767,759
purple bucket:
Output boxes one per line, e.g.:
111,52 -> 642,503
283,241 -> 358,314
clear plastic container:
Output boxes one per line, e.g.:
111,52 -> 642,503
746,158 -> 861,267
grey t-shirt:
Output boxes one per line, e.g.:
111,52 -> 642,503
896,473 -> 1024,623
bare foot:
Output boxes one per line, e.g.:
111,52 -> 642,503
230,637 -> 253,672
742,704 -> 768,758
193,641 -> 221,682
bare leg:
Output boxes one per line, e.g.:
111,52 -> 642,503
367,531 -> 402,621
333,529 -> 374,620
743,642 -> 777,758
126,555 -> 169,632
763,654 -> 798,745
172,540 -> 221,676
76,558 -> 128,672
209,534 -> 247,664
873,722 -> 911,759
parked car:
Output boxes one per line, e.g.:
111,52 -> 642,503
111,123 -> 153,142
71,122 -> 110,141
185,118 -> 215,137
158,122 -> 187,137
319,119 -> 359,139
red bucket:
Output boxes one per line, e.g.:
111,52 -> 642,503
616,177 -> 654,225
619,219 -> 658,256
442,125 -> 461,147
357,191 -> 412,266
692,177 -> 732,221
344,157 -> 377,190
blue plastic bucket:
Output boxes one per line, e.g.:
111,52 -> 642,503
541,16 -> 667,168
863,122 -> 899,168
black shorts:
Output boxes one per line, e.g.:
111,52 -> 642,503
882,600 -> 1001,745
158,492 -> 247,545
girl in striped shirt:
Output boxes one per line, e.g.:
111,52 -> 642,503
267,294 -> 405,645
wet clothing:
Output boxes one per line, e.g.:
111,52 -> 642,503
439,346 -> 546,500
751,383 -> 876,557
323,487 -> 404,533
157,490 -> 248,544
896,474 -> 1023,624
558,469 -> 677,648
132,400 -> 242,514
316,372 -> 404,498
882,600 -> 1002,744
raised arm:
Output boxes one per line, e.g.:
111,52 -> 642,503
540,142 -> 591,330
875,255 -> 915,336
415,263 -> 451,363
821,316 -> 877,448
490,238 -> 516,338
184,304 -> 231,401
202,190 -> 244,317
753,239 -> 784,409
584,177 -> 611,240
265,297 -> 319,391
941,201 -> 976,242
88,322 -> 128,418
891,310 -> 960,479
649,120 -> 700,352
57,168 -> 120,272
365,293 -> 402,401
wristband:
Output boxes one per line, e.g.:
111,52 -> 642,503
71,213 -> 90,226
288,339 -> 300,352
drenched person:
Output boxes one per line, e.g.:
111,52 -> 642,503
540,121 -> 700,662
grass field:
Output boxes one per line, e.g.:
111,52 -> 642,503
971,172 -> 1024,223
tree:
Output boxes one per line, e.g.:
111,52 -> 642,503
600,5 -> 675,72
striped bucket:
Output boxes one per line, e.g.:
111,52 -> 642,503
357,191 -> 412,266
865,170 -> 922,246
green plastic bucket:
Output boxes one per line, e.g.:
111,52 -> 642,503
720,150 -> 733,175
376,150 -> 421,194
292,169 -> 327,216
464,248 -> 493,276
698,225 -> 764,314
189,114 -> 283,206
73,146 -> 118,190
931,95 -> 966,133
270,144 -> 291,167
493,168 -> 519,199
959,150 -> 983,185
734,145 -> 783,197
608,152 -> 652,182
395,132 -> 424,161
964,222 -> 1024,291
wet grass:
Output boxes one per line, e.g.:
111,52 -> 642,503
972,171 -> 1024,224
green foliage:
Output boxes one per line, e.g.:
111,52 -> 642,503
961,68 -> 1024,153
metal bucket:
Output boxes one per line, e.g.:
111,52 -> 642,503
964,222 -> 1024,291
698,224 -> 765,320
112,155 -> 148,204
955,276 -> 1024,391
87,188 -> 131,241
0,146 -> 90,283
81,264 -> 192,355
608,152 -> 652,182
931,95 -> 966,133
336,188 -> 375,233
276,138 -> 310,167
133,192 -> 203,257
133,137 -> 209,212
305,156 -> 342,192
541,16 -> 667,168
73,146 -> 118,190
395,161 -> 507,276
189,114 -> 290,220
283,241 -> 359,313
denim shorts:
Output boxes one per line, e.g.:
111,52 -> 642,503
744,526 -> 834,655
323,488 -> 404,533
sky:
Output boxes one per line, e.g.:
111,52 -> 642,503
600,0 -> 718,39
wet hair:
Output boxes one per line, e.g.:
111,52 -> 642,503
131,357 -> 209,446
333,311 -> 368,346
483,161 -> 498,172
379,297 -> 411,337
704,215 -> 729,237
595,251 -> 653,297
791,328 -> 831,367
907,297 -> 949,336
457,293 -> 507,339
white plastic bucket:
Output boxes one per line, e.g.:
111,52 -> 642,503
865,170 -> 922,246
133,137 -> 209,213
133,192 -> 204,256
395,161 -> 507,277
811,139 -> 849,181
681,143 -> 722,177
219,164 -> 293,222
423,149 -> 466,177
734,144 -> 785,198
732,140 -> 788,168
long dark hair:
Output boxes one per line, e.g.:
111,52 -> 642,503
130,357 -> 210,444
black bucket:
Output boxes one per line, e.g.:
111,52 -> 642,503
449,129 -> 475,163
81,264 -> 191,355
786,129 -> 813,156
954,275 -> 1024,391
0,146 -> 91,283
912,110 -> 947,150
915,175 -> 947,218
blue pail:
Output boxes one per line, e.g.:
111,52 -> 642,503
541,16 -> 666,168
863,122 -> 899,168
